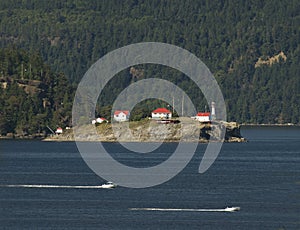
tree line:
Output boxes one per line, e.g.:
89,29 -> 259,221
0,0 -> 299,135
0,47 -> 73,136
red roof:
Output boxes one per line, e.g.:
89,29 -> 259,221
152,108 -> 171,114
114,110 -> 129,115
197,112 -> 210,116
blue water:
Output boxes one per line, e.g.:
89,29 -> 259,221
0,127 -> 299,229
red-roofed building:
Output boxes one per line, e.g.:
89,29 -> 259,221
113,110 -> 130,122
92,117 -> 108,124
151,108 -> 172,119
96,117 -> 108,123
55,127 -> 63,134
195,112 -> 211,122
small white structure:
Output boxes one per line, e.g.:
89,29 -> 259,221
211,102 -> 216,120
97,117 -> 108,123
113,110 -> 130,122
55,127 -> 63,134
151,108 -> 172,119
92,117 -> 108,124
195,112 -> 211,122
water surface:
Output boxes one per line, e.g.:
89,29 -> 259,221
0,126 -> 299,229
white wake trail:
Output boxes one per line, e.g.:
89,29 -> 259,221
0,184 -> 110,189
130,207 -> 240,212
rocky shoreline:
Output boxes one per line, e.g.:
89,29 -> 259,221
43,118 -> 247,143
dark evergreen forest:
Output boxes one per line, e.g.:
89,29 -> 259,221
0,48 -> 73,135
0,0 -> 299,135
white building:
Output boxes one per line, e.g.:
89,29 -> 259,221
151,108 -> 172,119
92,117 -> 108,124
195,112 -> 211,122
113,110 -> 130,122
55,127 -> 63,134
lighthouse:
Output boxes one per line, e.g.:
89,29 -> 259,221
211,102 -> 216,120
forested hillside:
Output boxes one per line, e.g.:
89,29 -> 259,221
0,0 -> 299,133
0,48 -> 73,136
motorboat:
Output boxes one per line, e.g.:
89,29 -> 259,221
100,181 -> 117,189
224,206 -> 240,212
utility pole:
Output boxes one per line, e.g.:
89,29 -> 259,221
181,94 -> 184,116
21,63 -> 24,79
172,96 -> 174,114
29,63 -> 32,79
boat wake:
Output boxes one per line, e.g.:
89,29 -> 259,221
130,207 -> 240,212
0,183 -> 116,189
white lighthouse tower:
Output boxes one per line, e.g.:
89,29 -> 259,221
211,102 -> 216,120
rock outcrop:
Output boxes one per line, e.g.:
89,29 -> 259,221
255,51 -> 287,68
44,118 -> 246,143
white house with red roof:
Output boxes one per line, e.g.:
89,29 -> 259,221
151,108 -> 172,119
96,117 -> 108,123
92,117 -> 108,124
195,112 -> 211,122
55,127 -> 63,134
113,110 -> 130,122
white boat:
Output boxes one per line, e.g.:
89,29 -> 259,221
100,181 -> 117,189
224,206 -> 240,212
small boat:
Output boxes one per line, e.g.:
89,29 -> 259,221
100,181 -> 117,189
224,206 -> 240,212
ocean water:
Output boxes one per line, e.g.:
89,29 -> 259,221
0,126 -> 299,229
